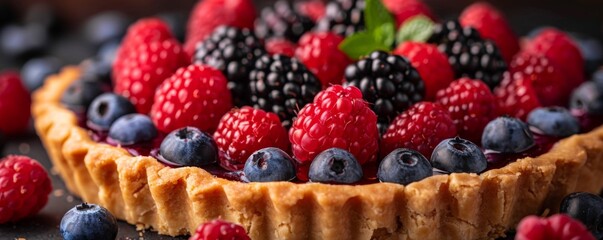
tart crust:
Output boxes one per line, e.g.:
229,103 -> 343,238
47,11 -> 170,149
33,67 -> 603,239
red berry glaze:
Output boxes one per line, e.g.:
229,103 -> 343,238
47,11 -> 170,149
515,214 -> 595,240
214,107 -> 290,171
381,102 -> 457,159
0,71 -> 31,135
383,0 -> 435,28
265,38 -> 297,58
394,42 -> 455,100
510,51 -> 570,106
0,155 -> 52,224
150,64 -> 233,134
189,219 -> 250,240
435,78 -> 498,143
295,32 -> 350,87
495,72 -> 541,120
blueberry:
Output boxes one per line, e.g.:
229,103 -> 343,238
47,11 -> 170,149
83,11 -> 129,47
481,116 -> 535,154
308,148 -> 363,184
431,137 -> 487,174
571,81 -> 603,115
560,192 -> 603,239
0,24 -> 46,61
87,93 -> 136,131
61,79 -> 105,114
59,203 -> 118,240
377,148 -> 432,185
159,127 -> 218,167
21,57 -> 63,92
570,32 -> 603,76
80,58 -> 113,85
97,40 -> 120,66
108,114 -> 157,145
243,147 -> 296,182
527,107 -> 580,137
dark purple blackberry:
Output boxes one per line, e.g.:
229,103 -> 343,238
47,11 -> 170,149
427,20 -> 507,90
193,26 -> 265,107
316,0 -> 365,36
249,54 -> 322,129
255,0 -> 315,42
343,51 -> 424,134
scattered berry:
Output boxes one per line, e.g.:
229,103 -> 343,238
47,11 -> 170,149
265,38 -> 297,58
560,192 -> 603,239
377,148 -> 432,185
20,56 -> 62,92
0,71 -> 31,135
295,31 -> 350,87
527,107 -> 580,138
308,148 -> 363,184
87,93 -> 136,131
515,214 -> 595,240
159,127 -> 218,167
108,114 -> 158,145
431,137 -> 487,174
59,203 -> 118,240
61,77 -> 106,115
255,0 -> 315,42
570,81 -> 603,116
482,116 -> 535,154
382,0 -> 435,28
189,219 -> 250,240
243,147 -> 296,182
316,0 -> 365,36
494,72 -> 542,120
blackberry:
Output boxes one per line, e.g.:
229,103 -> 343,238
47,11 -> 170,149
193,26 -> 265,107
344,51 -> 424,134
249,54 -> 322,129
427,20 -> 507,89
316,0 -> 365,36
255,0 -> 315,42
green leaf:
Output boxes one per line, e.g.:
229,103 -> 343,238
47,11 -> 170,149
395,15 -> 435,44
339,31 -> 389,60
365,0 -> 395,32
373,22 -> 395,48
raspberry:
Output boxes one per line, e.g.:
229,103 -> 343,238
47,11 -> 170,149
459,2 -> 520,63
0,155 -> 52,223
289,85 -> 379,179
510,51 -> 570,106
435,78 -> 498,143
393,42 -> 454,100
382,0 -> 435,28
184,0 -> 256,56
515,214 -> 595,240
265,38 -> 297,58
214,107 -> 290,171
118,18 -> 174,55
296,0 -> 326,22
0,71 -> 31,135
381,102 -> 457,159
494,72 -> 541,121
150,64 -> 233,133
295,32 -> 350,87
189,219 -> 250,240
113,39 -> 189,113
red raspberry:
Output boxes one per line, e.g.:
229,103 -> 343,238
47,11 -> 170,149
0,155 -> 52,223
119,18 -> 174,55
510,51 -> 570,106
494,72 -> 541,121
265,38 -> 297,58
150,64 -> 233,134
214,107 -> 290,171
189,219 -> 250,240
516,214 -> 595,240
394,42 -> 454,100
295,32 -> 351,87
296,0 -> 326,22
459,2 -> 520,63
113,39 -> 189,113
525,28 -> 584,90
381,102 -> 457,159
0,71 -> 30,135
382,0 -> 435,28
435,78 -> 498,143
289,85 -> 379,179
184,0 -> 256,56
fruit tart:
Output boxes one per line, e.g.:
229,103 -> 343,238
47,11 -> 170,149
32,0 -> 603,239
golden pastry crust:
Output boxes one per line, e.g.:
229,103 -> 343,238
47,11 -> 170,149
33,67 -> 603,239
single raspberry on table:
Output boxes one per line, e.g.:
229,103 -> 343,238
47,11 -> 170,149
382,0 -> 435,28
150,64 -> 233,134
214,107 -> 290,171
510,51 -> 570,106
0,155 -> 52,224
265,38 -> 297,58
0,71 -> 31,135
295,32 -> 351,87
189,219 -> 250,240
494,72 -> 542,121
515,214 -> 595,240
381,102 -> 457,159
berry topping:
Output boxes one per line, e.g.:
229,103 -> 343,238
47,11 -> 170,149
243,147 -> 296,182
119,18 -> 173,53
255,0 -> 315,42
193,26 -> 265,107
249,54 -> 321,128
59,203 -> 118,240
393,41 -> 454,100
308,148 -> 363,184
87,93 -> 136,131
108,113 -> 158,145
0,155 -> 51,223
0,71 -> 31,135
431,137 -> 487,174
427,20 -> 507,89
295,32 -> 351,87
265,38 -> 297,58
21,56 -> 62,92
150,64 -> 232,133
377,148 -> 432,185
214,107 -> 290,171
515,214 -> 595,240
343,51 -> 425,132
494,72 -> 542,120
527,107 -> 580,138
79,57 -> 112,85
316,0 -> 365,36
382,0 -> 435,28
482,116 -> 535,154
190,219 -> 250,240
159,127 -> 218,167
61,78 -> 105,114
560,192 -> 603,239
381,102 -> 457,159
435,78 -> 498,143
570,81 -> 603,116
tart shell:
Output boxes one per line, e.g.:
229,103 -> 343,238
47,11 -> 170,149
33,67 -> 603,239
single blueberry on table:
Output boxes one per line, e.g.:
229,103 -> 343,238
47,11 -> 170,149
560,192 -> 603,239
60,202 -> 118,240
377,148 -> 432,185
243,147 -> 296,182
159,127 -> 218,167
108,113 -> 157,145
481,116 -> 535,154
88,93 -> 136,131
527,107 -> 580,137
308,148 -> 363,184
431,137 -> 487,174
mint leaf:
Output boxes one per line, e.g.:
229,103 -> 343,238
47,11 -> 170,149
339,31 -> 389,60
365,0 -> 395,32
373,22 -> 395,48
396,15 -> 435,44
